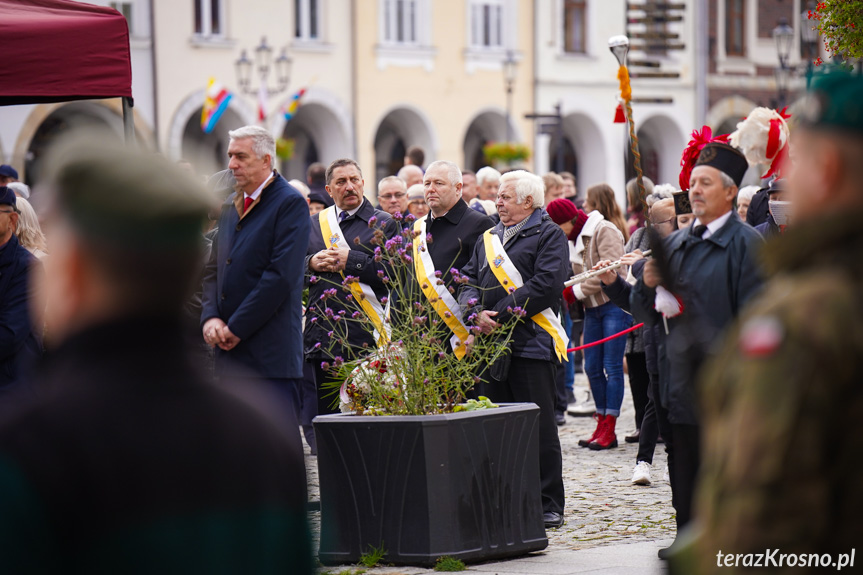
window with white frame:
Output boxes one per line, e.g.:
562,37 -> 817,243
194,0 -> 224,38
381,0 -> 418,45
470,0 -> 505,49
562,0 -> 586,54
295,0 -> 320,41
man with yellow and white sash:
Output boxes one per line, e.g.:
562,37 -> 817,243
409,160 -> 493,359
305,159 -> 401,415
458,170 -> 569,530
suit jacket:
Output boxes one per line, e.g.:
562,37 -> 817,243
630,212 -> 763,425
424,199 -> 494,288
201,172 -> 310,380
303,199 -> 400,360
0,234 -> 42,388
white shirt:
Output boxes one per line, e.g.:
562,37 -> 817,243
244,174 -> 270,203
694,210 -> 733,240
335,204 -> 362,220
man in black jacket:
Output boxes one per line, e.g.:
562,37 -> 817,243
305,159 -> 401,414
631,142 -> 763,556
0,142 -> 312,573
459,170 -> 569,530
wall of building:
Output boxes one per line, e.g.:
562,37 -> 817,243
353,0 -> 534,195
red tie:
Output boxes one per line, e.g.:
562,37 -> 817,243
243,196 -> 254,213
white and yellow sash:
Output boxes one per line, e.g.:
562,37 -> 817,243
482,230 -> 569,362
319,206 -> 389,345
411,217 -> 470,359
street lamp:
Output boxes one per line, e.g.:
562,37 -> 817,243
234,36 -> 292,96
773,18 -> 794,108
503,51 -> 518,144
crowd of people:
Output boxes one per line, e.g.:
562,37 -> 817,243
0,71 -> 860,572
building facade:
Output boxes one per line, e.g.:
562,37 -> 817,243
533,0 -> 698,203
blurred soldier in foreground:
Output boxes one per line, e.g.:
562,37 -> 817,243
671,72 -> 863,574
0,143 -> 311,573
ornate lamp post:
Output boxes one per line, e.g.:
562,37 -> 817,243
773,18 -> 794,109
503,51 -> 518,143
234,36 -> 292,96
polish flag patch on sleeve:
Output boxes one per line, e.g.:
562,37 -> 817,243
739,316 -> 784,358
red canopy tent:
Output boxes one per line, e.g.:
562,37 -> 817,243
0,0 -> 135,141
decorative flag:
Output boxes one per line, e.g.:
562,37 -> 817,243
201,78 -> 233,134
257,81 -> 268,123
283,87 -> 307,122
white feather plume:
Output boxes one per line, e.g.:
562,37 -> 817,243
728,107 -> 789,167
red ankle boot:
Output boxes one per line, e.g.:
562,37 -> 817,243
579,413 -> 606,447
588,415 -> 618,450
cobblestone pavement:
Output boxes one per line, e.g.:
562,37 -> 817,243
305,373 -> 676,574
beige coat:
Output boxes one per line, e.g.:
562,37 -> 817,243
571,212 -> 626,309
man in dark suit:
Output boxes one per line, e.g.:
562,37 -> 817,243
304,159 -> 400,414
406,161 -> 493,358
0,143 -> 311,573
0,187 -> 42,396
201,126 -> 310,418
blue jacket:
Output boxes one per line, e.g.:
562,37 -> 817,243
458,209 -> 569,362
201,173 -> 310,380
0,234 -> 42,388
630,213 -> 763,425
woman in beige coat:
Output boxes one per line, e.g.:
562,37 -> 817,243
569,184 -> 628,450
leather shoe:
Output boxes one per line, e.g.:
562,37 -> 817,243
555,412 -> 566,426
543,511 -> 564,529
624,428 -> 640,443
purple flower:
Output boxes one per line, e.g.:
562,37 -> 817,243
381,296 -> 389,304
346,294 -> 353,301
351,311 -> 361,319
434,270 -> 442,278
393,210 -> 404,221
309,275 -> 319,284
368,216 -> 378,228
333,356 -> 345,367
468,313 -> 478,323
444,311 -> 452,318
327,331 -> 334,337
310,317 -> 319,324
438,352 -> 446,359
426,233 -> 434,243
320,361 -> 330,370
314,342 -> 322,349
405,214 -> 416,224
508,286 -> 516,294
450,268 -> 460,276
467,298 -> 478,308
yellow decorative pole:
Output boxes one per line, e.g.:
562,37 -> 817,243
609,35 -> 650,220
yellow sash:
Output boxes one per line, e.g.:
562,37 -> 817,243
482,230 -> 569,362
319,206 -> 388,345
411,217 -> 469,359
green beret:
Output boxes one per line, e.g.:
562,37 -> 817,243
799,71 -> 863,135
48,141 -> 214,249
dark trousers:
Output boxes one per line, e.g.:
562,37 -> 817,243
482,357 -> 565,515
626,352 -> 650,430
300,363 -> 318,453
670,423 -> 700,531
554,360 -> 568,415
635,372 -> 668,465
571,318 -> 584,372
312,362 -> 343,416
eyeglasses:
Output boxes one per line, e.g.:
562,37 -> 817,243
409,199 -> 427,205
379,193 -> 407,200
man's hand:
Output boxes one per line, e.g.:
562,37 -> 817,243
328,247 -> 351,272
217,325 -> 241,351
203,318 -> 227,347
643,258 -> 663,289
476,310 -> 500,335
309,250 -> 336,272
